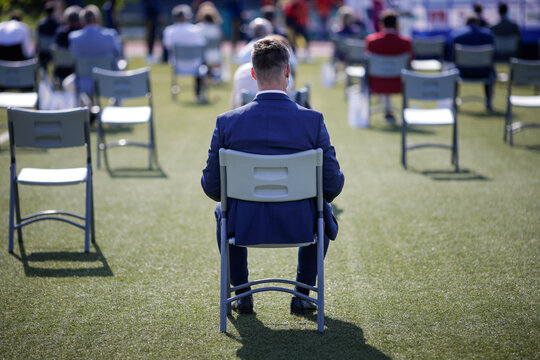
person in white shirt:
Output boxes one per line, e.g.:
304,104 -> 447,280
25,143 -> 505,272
163,4 -> 208,103
0,11 -> 34,61
235,17 -> 273,65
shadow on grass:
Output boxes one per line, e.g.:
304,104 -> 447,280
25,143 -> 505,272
106,166 -> 168,178
458,108 -> 505,118
228,314 -> 390,359
331,204 -> 343,220
414,168 -> 490,181
510,143 -> 540,153
10,240 -> 113,277
369,123 -> 435,135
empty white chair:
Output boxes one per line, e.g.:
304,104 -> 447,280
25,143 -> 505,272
0,59 -> 39,109
411,36 -> 445,71
93,67 -> 156,169
170,44 -> 208,100
343,39 -> 366,91
8,107 -> 94,253
504,58 -> 540,146
218,148 -> 325,333
401,69 -> 460,171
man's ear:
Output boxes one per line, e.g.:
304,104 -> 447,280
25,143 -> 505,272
251,67 -> 257,80
285,63 -> 290,78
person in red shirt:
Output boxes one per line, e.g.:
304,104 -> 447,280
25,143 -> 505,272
365,10 -> 412,123
283,0 -> 311,61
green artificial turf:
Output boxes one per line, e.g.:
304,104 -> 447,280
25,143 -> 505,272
0,56 -> 539,359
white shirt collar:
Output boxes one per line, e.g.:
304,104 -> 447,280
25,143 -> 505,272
256,90 -> 287,96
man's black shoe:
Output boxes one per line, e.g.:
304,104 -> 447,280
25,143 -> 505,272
231,294 -> 253,314
290,296 -> 317,315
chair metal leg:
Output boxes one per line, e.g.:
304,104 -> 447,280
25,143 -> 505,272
85,178 -> 91,253
97,120 -> 102,169
90,178 -> 95,244
8,175 -> 15,253
453,121 -> 459,172
148,120 -> 154,170
401,122 -> 407,169
220,218 -> 228,333
13,180 -> 23,242
317,217 -> 324,333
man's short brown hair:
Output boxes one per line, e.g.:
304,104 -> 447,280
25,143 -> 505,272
251,38 -> 289,84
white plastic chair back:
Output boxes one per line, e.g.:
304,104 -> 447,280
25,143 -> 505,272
367,53 -> 409,78
413,36 -> 445,59
454,44 -> 494,68
401,69 -> 459,101
93,67 -> 151,99
344,39 -> 365,63
219,149 -> 322,205
0,59 -> 38,89
509,58 -> 540,85
494,35 -> 519,57
51,45 -> 74,68
75,56 -> 117,78
173,44 -> 204,74
241,90 -> 255,105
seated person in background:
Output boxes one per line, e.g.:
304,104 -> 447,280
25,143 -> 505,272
490,2 -> 521,58
231,34 -> 296,108
69,5 -> 121,97
0,10 -> 34,61
365,10 -> 412,124
261,5 -> 289,40
53,6 -> 82,82
236,17 -> 273,65
195,2 -> 223,81
330,6 -> 365,63
163,4 -> 208,103
450,16 -> 495,112
473,3 -> 489,28
202,37 -> 344,315
36,1 -> 60,71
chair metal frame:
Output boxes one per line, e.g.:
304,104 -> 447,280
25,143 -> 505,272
504,58 -> 540,146
170,44 -> 207,100
218,148 -> 325,333
0,59 -> 39,110
93,67 -> 156,169
8,107 -> 94,253
401,69 -> 460,171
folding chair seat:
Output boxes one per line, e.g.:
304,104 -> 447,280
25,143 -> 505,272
218,148 -> 325,333
0,59 -> 39,110
504,58 -> 540,146
93,67 -> 156,169
411,36 -> 445,72
401,69 -> 459,171
7,107 -> 94,253
453,44 -> 494,107
170,44 -> 208,100
366,53 -> 410,119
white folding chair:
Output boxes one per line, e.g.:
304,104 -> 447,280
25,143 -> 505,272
74,55 -> 117,106
7,107 -> 94,253
401,69 -> 459,171
171,44 -> 208,100
411,36 -> 445,71
0,59 -> 39,110
366,52 -> 410,118
453,44 -> 494,107
343,39 -> 366,92
93,67 -> 156,169
504,58 -> 540,146
218,148 -> 325,333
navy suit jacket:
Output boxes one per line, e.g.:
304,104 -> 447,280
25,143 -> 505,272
201,92 -> 344,246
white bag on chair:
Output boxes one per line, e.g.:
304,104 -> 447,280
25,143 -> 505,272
347,85 -> 369,128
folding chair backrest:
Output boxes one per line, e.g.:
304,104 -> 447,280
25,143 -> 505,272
241,90 -> 255,105
454,44 -> 494,68
93,67 -> 151,99
174,44 -> 204,62
509,58 -> 540,86
219,149 -> 322,208
344,38 -> 365,63
291,86 -> 310,108
401,69 -> 458,101
205,38 -> 221,51
75,56 -> 116,78
413,36 -> 445,58
368,53 -> 409,78
38,34 -> 55,52
0,59 -> 38,89
8,107 -> 89,149
51,45 -> 74,68
494,35 -> 519,56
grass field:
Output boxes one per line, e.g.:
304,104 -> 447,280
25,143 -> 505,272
0,55 -> 539,359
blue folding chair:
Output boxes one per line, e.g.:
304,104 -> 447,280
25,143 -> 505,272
218,148 -> 325,333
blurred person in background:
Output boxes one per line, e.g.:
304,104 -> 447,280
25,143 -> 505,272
236,17 -> 273,64
37,1 -> 60,71
53,5 -> 82,82
283,0 -> 312,62
0,10 -> 34,61
196,1 -> 223,81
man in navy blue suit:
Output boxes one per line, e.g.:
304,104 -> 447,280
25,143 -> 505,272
201,38 -> 344,315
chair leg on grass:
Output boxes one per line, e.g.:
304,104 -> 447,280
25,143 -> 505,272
401,122 -> 407,169
317,217 -> 325,333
